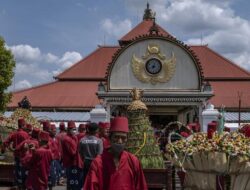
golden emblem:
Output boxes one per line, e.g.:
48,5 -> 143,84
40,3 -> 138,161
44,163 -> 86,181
127,88 -> 148,111
131,44 -> 176,84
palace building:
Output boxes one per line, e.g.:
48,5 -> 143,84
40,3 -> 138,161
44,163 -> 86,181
7,4 -> 250,126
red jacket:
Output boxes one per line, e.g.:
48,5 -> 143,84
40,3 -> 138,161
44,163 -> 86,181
15,138 -> 39,159
61,134 -> 83,168
76,132 -> 85,142
48,137 -> 61,160
101,137 -> 111,149
83,150 -> 148,190
23,146 -> 53,190
3,128 -> 29,157
56,131 -> 66,157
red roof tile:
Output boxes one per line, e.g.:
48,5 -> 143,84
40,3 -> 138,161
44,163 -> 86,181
56,46 -> 119,80
210,81 -> 250,108
8,81 -> 99,109
190,46 -> 250,79
119,20 -> 171,43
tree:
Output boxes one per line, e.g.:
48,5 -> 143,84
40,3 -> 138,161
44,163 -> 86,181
0,36 -> 15,113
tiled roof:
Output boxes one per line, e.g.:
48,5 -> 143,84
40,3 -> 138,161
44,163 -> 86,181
119,20 -> 172,44
9,18 -> 250,111
9,45 -> 250,109
210,81 -> 250,108
190,46 -> 250,79
8,81 -> 99,109
56,46 -> 119,80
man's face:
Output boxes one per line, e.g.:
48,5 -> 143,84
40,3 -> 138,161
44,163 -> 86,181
79,128 -> 86,133
51,128 -> 57,136
110,132 -> 128,144
101,127 -> 110,137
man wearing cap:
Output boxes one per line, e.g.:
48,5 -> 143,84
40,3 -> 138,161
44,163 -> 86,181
56,122 -> 67,142
48,124 -> 61,190
17,128 -> 40,189
24,124 -> 33,136
98,122 -> 111,149
2,118 -> 29,190
79,123 -> 103,185
84,117 -> 148,190
42,120 -> 51,132
16,127 -> 40,159
22,130 -> 53,190
61,121 -> 83,190
56,122 -> 67,184
77,124 -> 86,141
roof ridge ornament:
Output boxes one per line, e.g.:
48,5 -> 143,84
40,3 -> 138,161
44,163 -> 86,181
143,2 -> 155,21
149,18 -> 159,35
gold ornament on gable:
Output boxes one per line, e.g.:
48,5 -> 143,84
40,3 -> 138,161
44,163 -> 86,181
131,44 -> 176,84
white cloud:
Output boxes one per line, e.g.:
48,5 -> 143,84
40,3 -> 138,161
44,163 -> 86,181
44,53 -> 58,63
8,44 -> 82,90
15,80 -> 32,90
9,44 -> 41,62
225,52 -> 250,71
124,0 -> 250,71
101,18 -> 132,38
52,69 -> 63,76
58,51 -> 82,68
15,62 -> 51,81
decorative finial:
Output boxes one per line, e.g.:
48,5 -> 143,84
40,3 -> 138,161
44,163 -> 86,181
143,2 -> 155,20
130,88 -> 143,101
149,17 -> 159,35
127,88 -> 148,111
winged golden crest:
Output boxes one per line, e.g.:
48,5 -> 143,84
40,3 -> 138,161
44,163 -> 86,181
131,44 -> 176,84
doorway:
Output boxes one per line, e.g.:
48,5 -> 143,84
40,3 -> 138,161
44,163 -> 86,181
149,115 -> 177,128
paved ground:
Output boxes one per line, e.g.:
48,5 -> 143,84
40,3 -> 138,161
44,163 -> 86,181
0,186 -> 67,190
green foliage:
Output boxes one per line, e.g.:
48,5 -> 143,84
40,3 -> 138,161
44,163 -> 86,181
0,36 -> 15,113
127,109 -> 165,169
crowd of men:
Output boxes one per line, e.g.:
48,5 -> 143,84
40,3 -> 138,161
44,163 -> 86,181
1,117 -> 148,190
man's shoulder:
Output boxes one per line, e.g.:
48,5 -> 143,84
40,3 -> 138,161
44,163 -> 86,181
123,151 -> 140,163
124,151 -> 137,158
36,146 -> 50,153
62,134 -> 71,141
17,130 -> 29,136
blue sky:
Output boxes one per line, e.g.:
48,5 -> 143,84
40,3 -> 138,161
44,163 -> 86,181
1,0 -> 250,91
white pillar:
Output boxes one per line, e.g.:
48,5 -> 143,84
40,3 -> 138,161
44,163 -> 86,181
90,105 -> 109,123
106,103 -> 111,122
201,103 -> 219,132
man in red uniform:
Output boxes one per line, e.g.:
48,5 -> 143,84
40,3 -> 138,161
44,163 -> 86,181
57,122 -> 67,141
42,120 -> 51,132
77,124 -> 86,141
17,127 -> 40,164
17,128 -> 40,189
84,116 -> 148,190
24,123 -> 33,135
56,122 -> 67,184
23,130 -> 53,190
61,121 -> 83,190
2,118 -> 29,190
48,124 -> 61,189
98,122 -> 111,149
